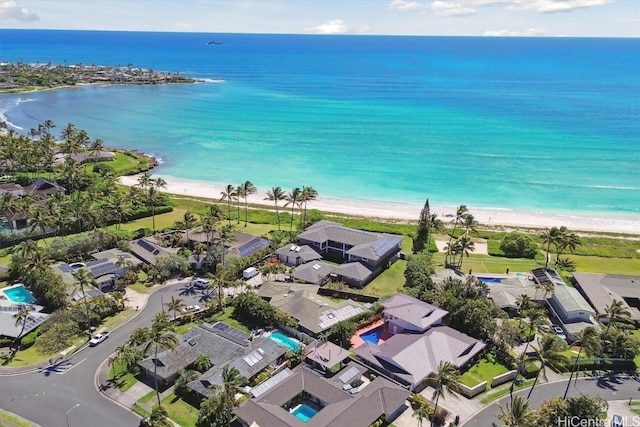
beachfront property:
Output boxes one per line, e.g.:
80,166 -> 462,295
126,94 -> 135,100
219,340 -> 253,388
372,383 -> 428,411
258,281 -> 365,336
0,284 -> 48,339
0,179 -> 66,230
53,248 -> 142,293
572,273 -> 640,324
282,220 -> 403,288
139,322 -> 289,391
353,294 -> 485,391
183,227 -> 270,261
53,151 -> 116,166
234,363 -> 409,427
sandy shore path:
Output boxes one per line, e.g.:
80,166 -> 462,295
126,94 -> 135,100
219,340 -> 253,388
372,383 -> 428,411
119,175 -> 640,235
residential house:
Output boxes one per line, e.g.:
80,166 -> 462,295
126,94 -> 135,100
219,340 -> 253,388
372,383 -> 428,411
22,178 -> 65,198
283,220 -> 403,288
0,284 -> 48,339
276,244 -> 322,266
234,363 -> 409,427
572,273 -> 640,323
184,228 -> 270,260
261,282 -> 365,336
129,237 -> 178,266
353,294 -> 485,391
53,151 -> 116,166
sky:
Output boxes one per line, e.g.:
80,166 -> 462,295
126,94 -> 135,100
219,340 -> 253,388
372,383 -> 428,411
0,0 -> 639,37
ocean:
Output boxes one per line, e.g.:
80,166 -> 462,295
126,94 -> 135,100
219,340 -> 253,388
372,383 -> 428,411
1,30 -> 639,218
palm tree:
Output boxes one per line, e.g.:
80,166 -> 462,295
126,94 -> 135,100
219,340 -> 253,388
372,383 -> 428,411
516,294 -> 532,327
497,395 -> 532,427
220,365 -> 245,427
445,205 -> 468,267
72,268 -> 96,336
563,326 -> 601,399
265,186 -> 286,230
413,403 -> 432,427
240,180 -> 257,227
207,267 -> 235,311
164,295 -> 185,320
284,187 -> 302,234
424,361 -> 460,419
194,354 -> 212,372
145,313 -> 179,407
28,205 -> 50,242
136,171 -> 152,189
526,335 -> 568,398
300,186 -> 318,230
555,227 -> 581,262
455,236 -> 475,270
146,406 -> 172,427
220,184 -> 237,226
600,299 -> 631,336
214,224 -> 236,267
509,308 -> 547,403
540,226 -> 562,268
181,211 -> 197,247
11,305 -> 32,355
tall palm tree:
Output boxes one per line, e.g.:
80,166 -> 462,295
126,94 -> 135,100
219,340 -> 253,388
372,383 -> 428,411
300,186 -> 318,230
220,184 -> 237,226
146,406 -> 172,427
235,184 -> 244,224
182,211 -> 197,247
540,226 -> 562,268
445,205 -> 468,267
220,365 -> 246,427
164,295 -> 185,320
265,186 -> 286,230
240,180 -> 257,227
526,335 -> 568,398
214,224 -> 236,267
72,268 -> 96,336
11,305 -> 32,355
555,227 -> 581,262
563,326 -> 601,399
145,313 -> 179,407
207,267 -> 235,312
424,361 -> 460,419
516,294 -> 532,327
136,171 -> 153,189
600,299 -> 631,336
497,395 -> 532,427
284,187 -> 302,234
455,236 -> 475,270
509,308 -> 547,403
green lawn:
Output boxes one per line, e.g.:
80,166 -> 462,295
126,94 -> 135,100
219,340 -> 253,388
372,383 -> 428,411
159,393 -> 199,427
634,329 -> 640,368
115,208 -> 187,233
139,390 -> 157,404
431,252 -> 541,275
108,152 -> 141,174
566,255 -> 640,275
460,355 -> 510,388
363,259 -> 407,297
479,379 -> 536,404
0,409 -> 34,427
207,306 -> 251,333
108,364 -> 139,392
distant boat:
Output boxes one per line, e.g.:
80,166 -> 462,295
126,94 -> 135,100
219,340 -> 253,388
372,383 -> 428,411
207,40 -> 222,45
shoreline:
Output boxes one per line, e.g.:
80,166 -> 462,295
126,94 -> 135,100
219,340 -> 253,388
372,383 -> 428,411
118,175 -> 640,236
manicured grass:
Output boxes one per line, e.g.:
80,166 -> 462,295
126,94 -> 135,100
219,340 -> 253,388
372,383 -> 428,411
363,259 -> 407,297
431,252 -> 542,274
207,306 -> 251,333
566,255 -> 640,275
139,390 -> 157,404
0,409 -> 34,427
116,208 -> 187,233
108,364 -> 139,392
235,223 -> 277,237
175,321 -> 197,335
108,152 -> 141,174
460,355 -> 510,388
132,404 -> 150,418
480,380 -> 535,404
633,329 -> 640,368
1,340 -> 70,367
630,401 -> 640,416
159,393 -> 199,427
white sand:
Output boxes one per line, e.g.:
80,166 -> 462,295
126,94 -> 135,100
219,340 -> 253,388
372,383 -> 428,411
119,175 -> 640,235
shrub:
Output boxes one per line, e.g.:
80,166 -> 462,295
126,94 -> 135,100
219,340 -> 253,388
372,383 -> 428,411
500,232 -> 538,258
19,329 -> 38,349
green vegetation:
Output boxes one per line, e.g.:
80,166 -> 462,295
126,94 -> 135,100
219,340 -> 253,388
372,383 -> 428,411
139,390 -> 157,403
109,364 -> 139,392
363,257 -> 407,296
480,380 -> 535,404
158,393 -> 199,427
206,306 -> 251,333
0,409 -> 34,427
460,355 -> 510,388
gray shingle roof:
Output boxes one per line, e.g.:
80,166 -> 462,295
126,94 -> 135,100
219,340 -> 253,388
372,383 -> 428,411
276,244 -> 323,263
573,272 -> 640,321
383,294 -> 448,331
551,285 -> 596,315
129,237 -> 177,265
293,262 -> 333,284
354,326 -> 485,389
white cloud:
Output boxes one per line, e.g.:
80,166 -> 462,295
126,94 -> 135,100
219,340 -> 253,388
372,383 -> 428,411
0,0 -> 38,22
429,1 -> 478,16
305,19 -> 350,34
524,0 -> 613,13
388,0 -> 427,11
484,27 -> 549,36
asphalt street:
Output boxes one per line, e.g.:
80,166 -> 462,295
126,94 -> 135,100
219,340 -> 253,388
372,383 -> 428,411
463,374 -> 640,426
0,279 -> 213,427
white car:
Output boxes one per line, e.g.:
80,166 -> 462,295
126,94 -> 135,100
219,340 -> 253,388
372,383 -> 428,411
186,305 -> 201,312
192,278 -> 210,289
551,324 -> 567,340
89,331 -> 109,346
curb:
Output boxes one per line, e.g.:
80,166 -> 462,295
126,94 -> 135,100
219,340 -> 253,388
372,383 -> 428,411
0,409 -> 43,427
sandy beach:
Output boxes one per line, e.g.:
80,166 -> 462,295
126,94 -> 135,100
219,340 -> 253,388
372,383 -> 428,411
119,175 -> 640,235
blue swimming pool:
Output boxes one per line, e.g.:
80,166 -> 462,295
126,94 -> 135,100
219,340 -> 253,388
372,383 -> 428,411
3,285 -> 36,304
478,277 -> 503,284
292,404 -> 318,422
269,331 -> 301,351
360,325 -> 384,345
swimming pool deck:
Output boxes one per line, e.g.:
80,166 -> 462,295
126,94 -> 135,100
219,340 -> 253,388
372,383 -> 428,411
350,320 -> 393,348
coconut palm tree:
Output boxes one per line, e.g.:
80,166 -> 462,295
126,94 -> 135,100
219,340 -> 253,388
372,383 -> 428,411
240,180 -> 257,227
526,335 -> 568,398
214,224 -> 236,267
455,236 -> 475,270
180,211 -> 197,248
445,205 -> 468,267
27,205 -> 50,242
145,313 -> 179,407
599,299 -> 631,336
72,268 -> 96,337
424,361 -> 460,419
220,184 -> 237,226
284,187 -> 302,234
497,395 -> 532,427
146,406 -> 172,427
265,186 -> 286,230
540,227 -> 562,268
207,267 -> 235,312
11,305 -> 32,355
563,326 -> 601,399
194,354 -> 212,372
555,227 -> 581,262
220,365 -> 246,427
136,171 -> 153,189
300,186 -> 318,230
164,295 -> 185,320
516,294 -> 533,327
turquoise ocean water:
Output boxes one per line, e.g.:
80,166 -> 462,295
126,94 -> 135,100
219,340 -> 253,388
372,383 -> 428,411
1,30 -> 638,217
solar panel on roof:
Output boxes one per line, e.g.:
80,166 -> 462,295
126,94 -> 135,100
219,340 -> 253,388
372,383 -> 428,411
136,239 -> 156,253
58,264 -> 73,273
371,237 -> 400,256
338,366 -> 360,384
251,368 -> 293,398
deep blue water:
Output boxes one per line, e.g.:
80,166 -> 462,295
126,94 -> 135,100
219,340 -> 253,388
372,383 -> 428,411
360,326 -> 384,345
1,30 -> 639,216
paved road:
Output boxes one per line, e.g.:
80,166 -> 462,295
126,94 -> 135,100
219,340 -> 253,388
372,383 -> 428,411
0,279 -> 210,427
463,374 -> 640,426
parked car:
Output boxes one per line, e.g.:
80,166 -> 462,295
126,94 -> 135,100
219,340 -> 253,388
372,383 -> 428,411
192,278 -> 210,289
186,305 -> 201,312
89,331 -> 109,346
